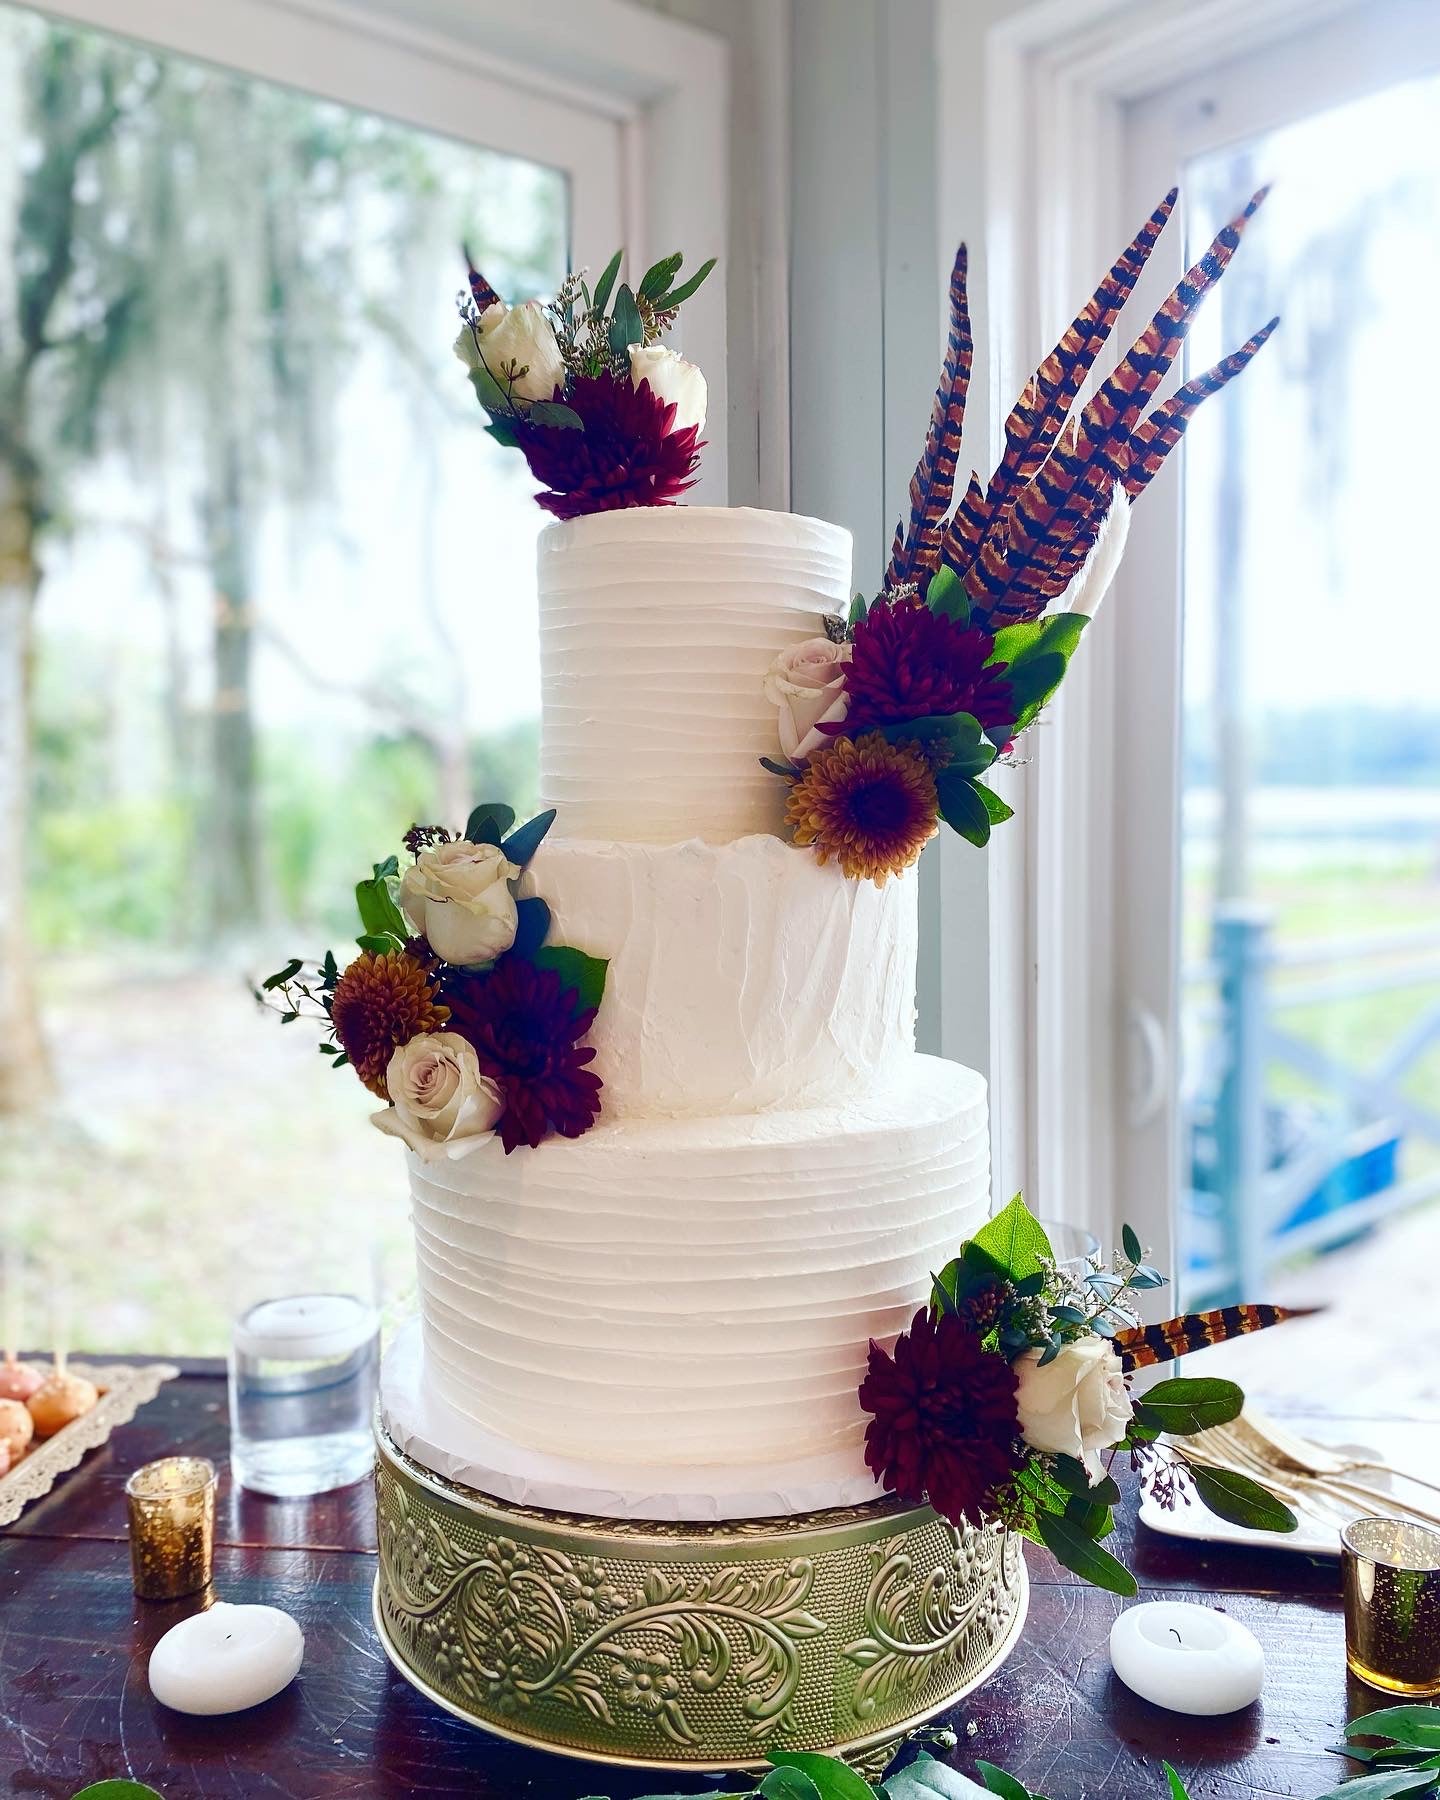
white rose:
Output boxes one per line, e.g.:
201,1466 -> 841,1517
763,636 -> 852,761
459,299 -> 566,405
374,1032 -> 502,1160
399,839 -> 520,968
628,343 -> 707,432
1014,1337 -> 1134,1481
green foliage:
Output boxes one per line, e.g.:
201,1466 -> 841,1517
465,802 -> 517,846
609,283 -> 645,360
354,862 -> 407,949
926,565 -> 969,623
1184,1463 -> 1299,1534
512,896 -> 551,958
502,807 -> 557,866
768,1751 -> 880,1799
966,1194 -> 1055,1283
1134,1377 -> 1245,1436
1033,1509 -> 1138,1595
531,945 -> 608,1016
70,1785 -> 166,1800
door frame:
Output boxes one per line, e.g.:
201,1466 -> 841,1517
17,0 -> 732,501
945,0 -> 1390,1270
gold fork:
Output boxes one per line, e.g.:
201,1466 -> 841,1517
1233,1407 -> 1440,1503
1196,1422 -> 1440,1530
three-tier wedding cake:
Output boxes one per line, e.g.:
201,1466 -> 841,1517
401,506 -> 991,1483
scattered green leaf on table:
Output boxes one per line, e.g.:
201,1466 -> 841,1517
881,1752 -> 991,1797
71,1786 -> 167,1800
1186,1463 -> 1299,1534
1348,1708 -> 1440,1748
1310,1768 -> 1440,1799
1162,1764 -> 1191,1800
768,1750 -> 880,1799
759,1771 -> 826,1800
976,1759 -> 1036,1798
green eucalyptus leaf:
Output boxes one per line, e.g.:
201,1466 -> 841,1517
609,283 -> 644,356
526,400 -> 584,429
355,873 -> 407,944
70,1786 -> 168,1800
502,808 -> 558,867
1309,1770 -> 1440,1800
1349,1708 -> 1440,1748
531,944 -> 608,1016
767,1750 -> 880,1800
1121,1223 -> 1143,1263
373,855 -> 400,879
638,250 -> 684,300
935,771 -> 992,847
262,957 -> 304,991
512,896 -> 551,959
881,1752 -> 991,1798
1136,1377 -> 1245,1435
967,1194 -> 1054,1283
591,247 -> 624,314
466,801 -> 516,846
1051,1455 -> 1121,1508
974,782 -> 1014,826
849,592 -> 870,626
658,255 -> 717,309
1186,1463 -> 1299,1534
483,417 -> 521,448
975,1762 -> 1035,1800
468,362 -> 512,414
1033,1510 -> 1138,1594
926,565 -> 969,623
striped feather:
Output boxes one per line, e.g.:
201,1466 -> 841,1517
969,189 -> 1272,625
887,246 -> 973,591
1114,1303 -> 1311,1372
466,259 -> 502,312
968,189 -> 1177,547
1120,315 -> 1281,497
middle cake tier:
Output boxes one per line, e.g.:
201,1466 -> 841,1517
409,1053 -> 988,1471
524,833 -> 918,1117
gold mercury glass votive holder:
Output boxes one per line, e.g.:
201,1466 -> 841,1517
1342,1514 -> 1440,1697
126,1456 -> 218,1600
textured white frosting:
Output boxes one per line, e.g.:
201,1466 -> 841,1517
409,1055 -> 989,1469
525,834 -> 917,1117
538,506 -> 852,844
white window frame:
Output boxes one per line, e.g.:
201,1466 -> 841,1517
943,0 -> 1437,1278
24,0 -> 732,500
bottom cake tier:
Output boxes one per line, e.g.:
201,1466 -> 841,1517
373,1422 -> 1028,1772
408,1053 -> 989,1469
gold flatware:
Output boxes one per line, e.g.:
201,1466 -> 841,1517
1193,1423 -> 1440,1532
1231,1407 -> 1440,1503
1174,1439 -> 1356,1532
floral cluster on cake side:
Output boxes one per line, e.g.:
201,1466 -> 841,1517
257,804 -> 607,1156
859,1194 -> 1304,1592
457,249 -> 714,518
764,186 -> 1279,882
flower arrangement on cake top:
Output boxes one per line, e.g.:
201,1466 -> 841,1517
256,803 -> 608,1155
764,187 -> 1279,881
457,249 -> 714,519
859,1193 -> 1304,1592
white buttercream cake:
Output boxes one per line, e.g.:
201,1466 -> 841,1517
400,505 -> 991,1504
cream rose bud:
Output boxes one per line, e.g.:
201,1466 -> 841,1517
375,1033 -> 503,1160
628,344 -> 707,432
464,299 -> 565,404
399,840 -> 521,968
1013,1336 -> 1134,1481
763,636 -> 853,761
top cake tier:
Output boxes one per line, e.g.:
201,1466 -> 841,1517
538,506 -> 853,844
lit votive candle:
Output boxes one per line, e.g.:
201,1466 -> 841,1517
1110,1601 -> 1265,1714
1342,1515 -> 1440,1697
126,1456 -> 217,1600
149,1601 -> 304,1714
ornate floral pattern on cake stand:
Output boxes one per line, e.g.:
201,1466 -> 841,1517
372,1424 -> 1028,1772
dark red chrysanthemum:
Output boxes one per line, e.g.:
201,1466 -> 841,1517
828,598 -> 1015,736
512,372 -> 703,520
444,956 -> 603,1153
858,1306 -> 1024,1527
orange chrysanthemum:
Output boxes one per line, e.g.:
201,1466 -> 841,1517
330,950 -> 450,1098
786,731 -> 938,884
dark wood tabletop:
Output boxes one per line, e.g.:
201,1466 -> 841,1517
0,1359 -> 1430,1800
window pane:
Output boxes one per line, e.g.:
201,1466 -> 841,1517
0,6 -> 566,1351
1178,76 -> 1440,1409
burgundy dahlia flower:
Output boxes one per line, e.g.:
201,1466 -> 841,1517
512,371 -> 703,520
444,956 -> 603,1153
829,597 -> 1014,736
858,1306 -> 1023,1527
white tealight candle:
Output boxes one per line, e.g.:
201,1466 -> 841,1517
1109,1601 -> 1264,1715
148,1602 -> 304,1715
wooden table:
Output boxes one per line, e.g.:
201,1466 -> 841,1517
0,1361 -> 1426,1799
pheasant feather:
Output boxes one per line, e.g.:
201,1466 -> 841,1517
887,246 -> 972,591
1114,1303 -> 1313,1372
1120,315 -> 1281,498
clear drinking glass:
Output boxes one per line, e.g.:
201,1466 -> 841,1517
1037,1219 -> 1101,1279
228,1293 -> 380,1497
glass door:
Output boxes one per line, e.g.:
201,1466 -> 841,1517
1119,0 -> 1440,1411
0,1 -> 623,1351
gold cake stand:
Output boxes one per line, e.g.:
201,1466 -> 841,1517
373,1423 -> 1028,1774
